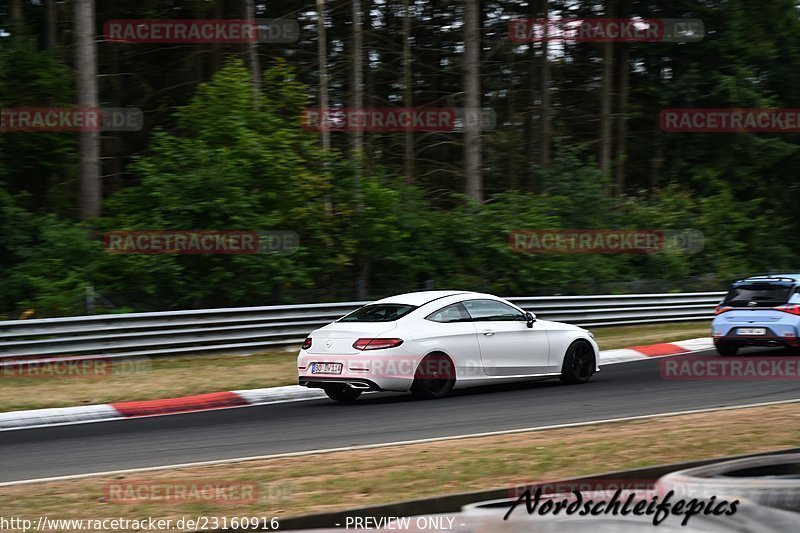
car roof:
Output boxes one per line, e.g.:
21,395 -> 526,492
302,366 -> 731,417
373,290 -> 479,307
735,274 -> 800,285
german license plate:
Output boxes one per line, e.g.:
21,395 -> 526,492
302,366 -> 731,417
311,363 -> 343,374
737,328 -> 766,335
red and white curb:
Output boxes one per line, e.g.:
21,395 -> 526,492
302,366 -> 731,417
0,338 -> 714,431
0,386 -> 326,431
600,337 -> 713,364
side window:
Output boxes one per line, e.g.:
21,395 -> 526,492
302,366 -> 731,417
462,299 -> 525,321
425,302 -> 471,323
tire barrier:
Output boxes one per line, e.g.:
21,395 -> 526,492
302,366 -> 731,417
278,451 -> 800,532
456,490 -> 798,531
655,452 -> 800,513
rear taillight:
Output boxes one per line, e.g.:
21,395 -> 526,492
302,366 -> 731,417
775,305 -> 800,316
301,337 -> 312,350
353,338 -> 404,350
715,305 -> 733,315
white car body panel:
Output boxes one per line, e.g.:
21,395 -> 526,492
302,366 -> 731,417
297,291 -> 600,394
475,320 -> 551,376
408,320 -> 485,381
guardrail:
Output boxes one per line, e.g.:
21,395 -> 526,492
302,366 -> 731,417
0,291 -> 724,363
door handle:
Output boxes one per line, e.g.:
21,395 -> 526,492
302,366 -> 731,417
482,330 -> 495,336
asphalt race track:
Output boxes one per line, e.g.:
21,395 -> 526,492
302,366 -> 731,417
1,348 -> 798,483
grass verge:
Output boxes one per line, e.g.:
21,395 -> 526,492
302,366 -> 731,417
589,321 -> 710,350
0,403 -> 796,531
0,321 -> 711,413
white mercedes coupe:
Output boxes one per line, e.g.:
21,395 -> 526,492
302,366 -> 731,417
297,290 -> 599,402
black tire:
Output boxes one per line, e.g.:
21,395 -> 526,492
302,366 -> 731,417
560,340 -> 595,384
410,353 -> 455,399
324,386 -> 362,403
716,343 -> 739,357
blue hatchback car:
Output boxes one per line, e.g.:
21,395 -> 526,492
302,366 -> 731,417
712,274 -> 800,356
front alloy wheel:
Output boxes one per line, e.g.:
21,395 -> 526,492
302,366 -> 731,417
560,340 -> 595,384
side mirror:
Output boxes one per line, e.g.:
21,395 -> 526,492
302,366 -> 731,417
525,311 -> 536,328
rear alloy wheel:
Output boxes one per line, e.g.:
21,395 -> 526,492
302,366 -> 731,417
560,340 -> 595,384
410,353 -> 455,399
324,386 -> 362,403
716,343 -> 739,357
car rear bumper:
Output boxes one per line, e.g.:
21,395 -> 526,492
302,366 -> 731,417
713,329 -> 800,349
297,352 -> 420,392
299,377 -> 383,392
712,311 -> 800,348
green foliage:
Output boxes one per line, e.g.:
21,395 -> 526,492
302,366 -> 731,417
0,39 -> 76,215
95,60 -> 333,309
0,47 -> 797,316
0,189 -> 102,315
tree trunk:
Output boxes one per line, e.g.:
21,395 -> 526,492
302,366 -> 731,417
508,48 -> 517,190
351,0 -> 367,299
105,0 -> 124,196
210,0 -> 224,73
316,0 -> 330,153
650,129 -> 664,191
599,1 -> 614,177
615,46 -> 629,194
402,0 -> 414,184
525,0 -> 538,190
244,0 -> 261,104
539,0 -> 551,170
10,0 -> 24,41
351,0 -> 364,163
463,0 -> 483,202
74,0 -> 101,220
193,1 -> 205,83
315,0 -> 334,275
614,0 -> 630,194
45,0 -> 57,48
364,0 -> 375,176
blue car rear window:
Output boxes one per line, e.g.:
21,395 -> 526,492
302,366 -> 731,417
723,284 -> 793,307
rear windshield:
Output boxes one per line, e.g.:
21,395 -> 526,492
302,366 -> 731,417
723,284 -> 794,307
338,304 -> 417,322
